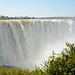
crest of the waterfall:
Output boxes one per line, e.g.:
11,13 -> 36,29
0,19 -> 75,69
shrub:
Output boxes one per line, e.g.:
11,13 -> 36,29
42,42 -> 75,75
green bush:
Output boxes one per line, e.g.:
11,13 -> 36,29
42,42 -> 75,75
0,42 -> 75,75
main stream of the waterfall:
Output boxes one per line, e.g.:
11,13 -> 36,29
0,19 -> 75,69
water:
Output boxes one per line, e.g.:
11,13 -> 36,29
0,19 -> 75,69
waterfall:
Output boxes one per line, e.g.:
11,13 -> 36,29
0,19 -> 75,69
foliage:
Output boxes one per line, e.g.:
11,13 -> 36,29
0,15 -> 35,20
0,42 -> 75,75
0,15 -> 75,20
42,42 -> 75,75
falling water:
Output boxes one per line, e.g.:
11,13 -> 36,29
0,19 -> 75,69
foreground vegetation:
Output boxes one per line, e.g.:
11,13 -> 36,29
0,42 -> 75,75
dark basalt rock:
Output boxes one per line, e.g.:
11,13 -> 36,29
0,65 -> 16,69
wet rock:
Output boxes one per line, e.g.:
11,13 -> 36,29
0,65 -> 16,69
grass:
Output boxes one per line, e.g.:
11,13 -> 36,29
0,42 -> 75,75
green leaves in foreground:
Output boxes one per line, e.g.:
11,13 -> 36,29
42,42 -> 75,75
0,42 -> 75,75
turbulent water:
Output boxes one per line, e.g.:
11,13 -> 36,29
0,19 -> 75,69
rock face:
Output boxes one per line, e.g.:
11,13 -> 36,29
0,65 -> 15,69
0,19 -> 75,69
